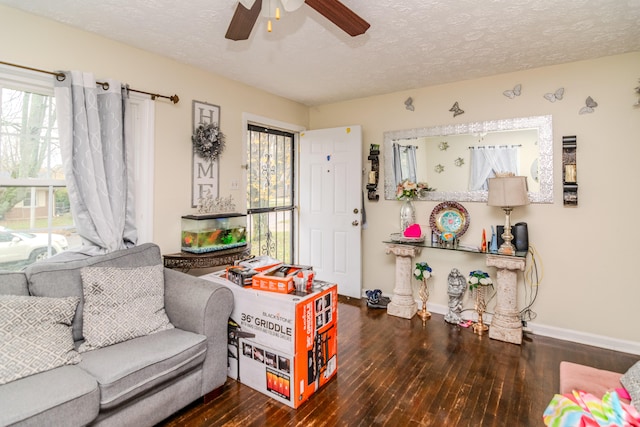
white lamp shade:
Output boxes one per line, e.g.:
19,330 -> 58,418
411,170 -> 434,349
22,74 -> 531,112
487,176 -> 530,207
280,0 -> 305,11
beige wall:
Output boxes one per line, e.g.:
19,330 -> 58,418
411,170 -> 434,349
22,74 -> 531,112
310,52 -> 640,348
3,5 -> 639,349
0,5 -> 309,254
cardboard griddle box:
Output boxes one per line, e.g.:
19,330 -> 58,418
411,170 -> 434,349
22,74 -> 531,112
201,273 -> 338,408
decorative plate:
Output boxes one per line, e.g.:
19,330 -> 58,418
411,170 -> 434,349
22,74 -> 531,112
429,201 -> 470,237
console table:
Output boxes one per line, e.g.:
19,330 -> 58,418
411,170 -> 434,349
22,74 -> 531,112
163,245 -> 251,272
384,241 -> 526,344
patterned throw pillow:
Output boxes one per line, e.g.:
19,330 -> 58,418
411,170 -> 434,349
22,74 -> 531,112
0,295 -> 81,385
79,264 -> 174,352
621,361 -> 640,411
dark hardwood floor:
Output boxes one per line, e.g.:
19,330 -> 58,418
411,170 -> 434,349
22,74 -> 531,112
160,297 -> 638,426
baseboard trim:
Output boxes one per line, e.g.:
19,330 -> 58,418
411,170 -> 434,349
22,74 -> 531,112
524,322 -> 640,356
422,301 -> 640,356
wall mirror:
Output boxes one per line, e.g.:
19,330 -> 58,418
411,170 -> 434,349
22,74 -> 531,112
383,115 -> 553,203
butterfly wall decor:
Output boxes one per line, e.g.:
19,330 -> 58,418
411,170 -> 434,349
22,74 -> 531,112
579,96 -> 598,114
405,97 -> 415,111
544,88 -> 564,103
449,102 -> 464,117
503,84 -> 522,99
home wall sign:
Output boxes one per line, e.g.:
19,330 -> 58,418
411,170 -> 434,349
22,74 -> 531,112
192,100 -> 221,207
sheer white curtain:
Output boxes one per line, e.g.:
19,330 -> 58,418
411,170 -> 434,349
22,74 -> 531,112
55,71 -> 137,254
405,145 -> 417,183
469,146 -> 520,190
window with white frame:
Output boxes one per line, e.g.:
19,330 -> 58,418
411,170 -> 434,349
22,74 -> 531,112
0,66 -> 75,270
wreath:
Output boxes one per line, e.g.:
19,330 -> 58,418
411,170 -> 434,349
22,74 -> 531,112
192,122 -> 225,161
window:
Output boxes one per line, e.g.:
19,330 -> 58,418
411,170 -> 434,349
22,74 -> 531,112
0,66 -> 77,270
246,124 -> 295,263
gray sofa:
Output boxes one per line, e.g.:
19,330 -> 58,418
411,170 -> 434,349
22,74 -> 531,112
0,243 -> 233,427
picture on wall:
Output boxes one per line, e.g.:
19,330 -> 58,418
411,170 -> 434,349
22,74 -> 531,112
192,100 -> 221,207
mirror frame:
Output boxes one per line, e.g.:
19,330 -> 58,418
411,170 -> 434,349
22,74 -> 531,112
383,115 -> 553,203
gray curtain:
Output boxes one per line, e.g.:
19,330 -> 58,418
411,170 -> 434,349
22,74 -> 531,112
55,71 -> 137,254
405,145 -> 417,183
393,143 -> 418,185
393,143 -> 403,186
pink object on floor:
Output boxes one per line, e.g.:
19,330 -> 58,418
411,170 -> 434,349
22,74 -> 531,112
403,223 -> 421,238
559,361 -> 628,403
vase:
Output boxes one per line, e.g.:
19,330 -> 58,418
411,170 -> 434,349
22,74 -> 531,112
418,278 -> 431,325
472,285 -> 489,336
399,199 -> 416,232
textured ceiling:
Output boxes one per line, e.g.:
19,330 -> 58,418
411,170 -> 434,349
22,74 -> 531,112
2,0 -> 639,106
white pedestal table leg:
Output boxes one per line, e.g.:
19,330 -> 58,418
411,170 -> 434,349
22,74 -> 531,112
385,244 -> 421,319
486,254 -> 526,344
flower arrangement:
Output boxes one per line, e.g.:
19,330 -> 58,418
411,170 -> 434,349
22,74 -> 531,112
396,180 -> 435,200
467,270 -> 493,290
414,262 -> 432,281
192,122 -> 225,161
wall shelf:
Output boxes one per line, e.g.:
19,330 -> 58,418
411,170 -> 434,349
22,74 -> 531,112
366,144 -> 380,201
562,135 -> 577,206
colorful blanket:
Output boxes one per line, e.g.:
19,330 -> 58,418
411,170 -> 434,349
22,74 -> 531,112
543,390 -> 640,427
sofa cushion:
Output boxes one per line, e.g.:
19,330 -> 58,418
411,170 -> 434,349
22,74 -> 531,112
0,365 -> 99,427
79,328 -> 207,410
559,361 -> 623,396
621,361 -> 640,411
79,264 -> 174,352
25,242 -> 162,341
0,295 -> 81,385
0,271 -> 29,296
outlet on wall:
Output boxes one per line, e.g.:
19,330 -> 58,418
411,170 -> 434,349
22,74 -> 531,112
230,179 -> 239,190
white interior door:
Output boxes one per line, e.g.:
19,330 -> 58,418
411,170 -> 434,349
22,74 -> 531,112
298,126 -> 362,298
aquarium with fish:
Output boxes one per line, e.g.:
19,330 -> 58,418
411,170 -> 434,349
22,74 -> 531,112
181,213 -> 247,253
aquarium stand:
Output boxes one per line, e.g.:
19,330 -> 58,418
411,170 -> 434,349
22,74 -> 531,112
163,245 -> 251,272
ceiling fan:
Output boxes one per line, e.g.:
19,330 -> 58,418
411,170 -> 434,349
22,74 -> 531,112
225,0 -> 370,41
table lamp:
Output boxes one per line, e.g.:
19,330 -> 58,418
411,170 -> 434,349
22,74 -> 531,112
487,176 -> 529,255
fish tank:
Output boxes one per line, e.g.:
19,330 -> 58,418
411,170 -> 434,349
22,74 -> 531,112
181,213 -> 247,254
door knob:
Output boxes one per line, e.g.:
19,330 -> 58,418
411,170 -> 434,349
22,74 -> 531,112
352,220 -> 359,226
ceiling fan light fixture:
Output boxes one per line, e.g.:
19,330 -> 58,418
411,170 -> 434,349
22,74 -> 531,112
226,0 -> 370,41
264,0 -> 282,32
262,0 -> 278,18
280,0 -> 305,12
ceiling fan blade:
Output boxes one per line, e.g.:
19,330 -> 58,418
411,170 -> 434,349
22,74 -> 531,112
225,0 -> 262,41
304,0 -> 370,37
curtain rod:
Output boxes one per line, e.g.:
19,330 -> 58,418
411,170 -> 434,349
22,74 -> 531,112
468,144 -> 522,149
0,60 -> 179,104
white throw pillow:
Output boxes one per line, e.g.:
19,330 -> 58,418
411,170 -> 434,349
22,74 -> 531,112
0,295 -> 80,385
79,264 -> 174,352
